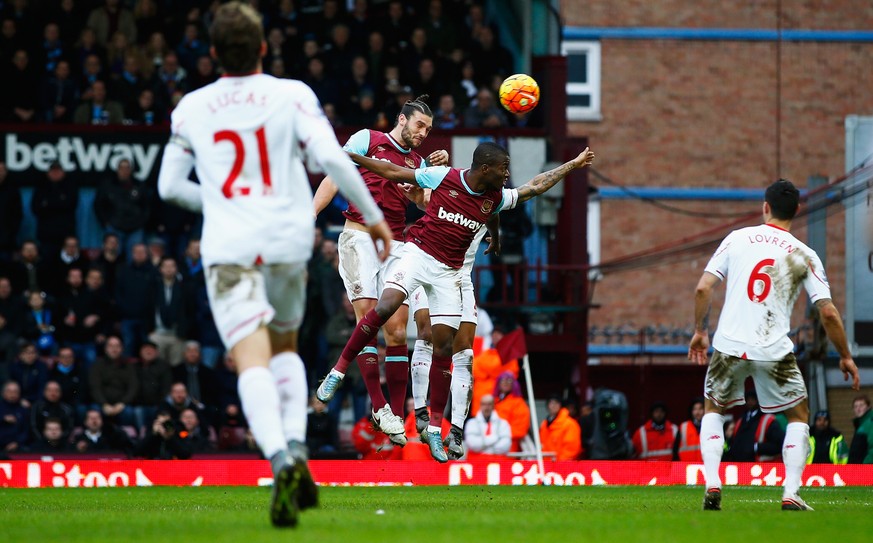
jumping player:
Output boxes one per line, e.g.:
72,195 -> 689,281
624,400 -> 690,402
330,142 -> 594,461
313,96 -> 449,445
688,179 -> 860,511
156,2 -> 390,527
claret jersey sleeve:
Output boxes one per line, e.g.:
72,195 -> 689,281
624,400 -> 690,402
414,165 -> 452,189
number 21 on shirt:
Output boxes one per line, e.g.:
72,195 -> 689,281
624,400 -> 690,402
214,126 -> 272,198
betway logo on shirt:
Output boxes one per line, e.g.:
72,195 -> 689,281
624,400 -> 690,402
5,134 -> 161,181
437,206 -> 482,230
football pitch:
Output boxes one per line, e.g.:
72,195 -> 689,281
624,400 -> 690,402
2,485 -> 872,543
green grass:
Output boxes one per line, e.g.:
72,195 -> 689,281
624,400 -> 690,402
2,485 -> 872,543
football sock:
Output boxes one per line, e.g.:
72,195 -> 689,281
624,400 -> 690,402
428,354 -> 452,427
238,366 -> 286,460
411,340 -> 433,410
782,422 -> 810,497
385,345 -> 409,417
336,309 -> 386,373
449,349 -> 474,427
269,352 -> 308,443
356,339 -> 387,409
700,412 -> 726,490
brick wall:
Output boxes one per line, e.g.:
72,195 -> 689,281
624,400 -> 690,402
563,1 -> 872,337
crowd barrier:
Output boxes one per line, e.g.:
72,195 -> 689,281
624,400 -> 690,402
1,459 -> 870,488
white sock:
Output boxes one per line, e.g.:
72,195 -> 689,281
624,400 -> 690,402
449,349 -> 473,428
269,352 -> 308,444
700,412 -> 726,490
237,366 -> 286,460
411,340 -> 433,409
782,422 -> 810,497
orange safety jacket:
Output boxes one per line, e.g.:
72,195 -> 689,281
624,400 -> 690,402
677,420 -> 702,461
633,420 -> 678,461
733,413 -> 778,461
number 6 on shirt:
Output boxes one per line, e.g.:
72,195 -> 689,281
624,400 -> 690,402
747,258 -> 775,303
214,126 -> 273,198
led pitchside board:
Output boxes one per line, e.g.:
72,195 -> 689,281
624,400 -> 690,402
845,116 -> 873,357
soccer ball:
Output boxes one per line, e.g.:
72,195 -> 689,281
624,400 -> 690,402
499,74 -> 540,114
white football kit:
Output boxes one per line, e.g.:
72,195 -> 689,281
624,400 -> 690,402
158,74 -> 382,348
702,223 -> 831,412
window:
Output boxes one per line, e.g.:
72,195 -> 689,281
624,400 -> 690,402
562,41 -> 601,121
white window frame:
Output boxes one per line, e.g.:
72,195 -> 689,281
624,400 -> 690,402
561,40 -> 601,121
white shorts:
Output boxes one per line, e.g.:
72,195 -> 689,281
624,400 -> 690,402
206,263 -> 306,350
337,228 -> 408,305
409,273 -> 477,324
384,243 -> 463,329
704,350 -> 807,413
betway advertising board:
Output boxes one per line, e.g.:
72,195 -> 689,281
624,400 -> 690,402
2,128 -> 167,184
0,460 -> 869,488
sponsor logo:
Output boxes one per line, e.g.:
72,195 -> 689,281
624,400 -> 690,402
707,435 -> 722,441
5,134 -> 160,181
437,206 -> 482,231
449,190 -> 459,198
405,156 -> 415,168
361,325 -> 372,335
481,199 -> 494,214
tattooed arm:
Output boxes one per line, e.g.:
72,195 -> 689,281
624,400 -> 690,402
516,147 -> 595,203
688,272 -> 721,365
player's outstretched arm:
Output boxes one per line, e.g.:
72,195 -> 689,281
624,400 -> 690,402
516,147 -> 595,203
483,213 -> 501,255
157,142 -> 202,212
815,299 -> 860,390
688,272 -> 720,365
348,152 -> 417,183
312,177 -> 339,216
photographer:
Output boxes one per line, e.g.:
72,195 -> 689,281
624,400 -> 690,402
135,411 -> 192,459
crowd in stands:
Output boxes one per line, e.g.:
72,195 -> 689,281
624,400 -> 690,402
0,0 -> 536,129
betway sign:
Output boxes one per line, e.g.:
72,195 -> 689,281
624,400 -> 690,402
3,131 -> 166,183
1,460 -> 870,487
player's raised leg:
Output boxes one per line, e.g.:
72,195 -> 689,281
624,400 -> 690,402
444,321 -> 476,460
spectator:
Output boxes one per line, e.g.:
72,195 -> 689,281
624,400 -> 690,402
188,55 -> 216,91
143,31 -> 169,73
365,31 -> 393,100
0,277 -> 23,337
81,268 -> 112,350
5,49 -> 38,123
74,408 -> 131,454
73,79 -> 124,124
726,389 -> 784,462
432,93 -> 459,129
471,326 -> 519,416
37,22 -> 66,75
175,23 -> 209,73
94,160 -> 151,258
125,88 -> 164,125
110,52 -> 148,114
93,233 -> 122,295
411,58 -> 445,101
464,393 -> 511,459
30,381 -> 74,442
135,410 -> 194,459
0,19 -> 24,64
849,395 -> 873,463
78,52 -> 104,99
133,0 -> 162,41
0,312 -> 17,374
674,397 -> 705,461
0,380 -> 29,455
303,56 -> 341,111
30,163 -> 79,262
493,371 -> 530,453
87,0 -> 137,47
89,336 -> 137,426
324,296 -> 368,425
0,163 -> 23,262
40,60 -> 78,123
150,51 -> 188,112
172,341 -> 219,427
21,291 -> 58,355
153,187 -> 197,261
379,0 -> 411,55
48,347 -> 87,418
808,410 -> 848,464
53,236 -> 91,292
73,30 -> 104,79
463,87 -> 507,128
158,382 -> 202,424
179,239 -> 203,283
58,267 -> 101,366
578,401 -> 595,458
345,89 -> 379,128
176,407 -> 213,453
632,401 -> 678,461
347,0 -> 372,50
133,341 -> 171,433
450,59 -> 478,111
539,394 -> 582,461
470,26 -> 513,82
419,0 -> 457,54
9,343 -> 49,407
306,396 -> 338,456
190,277 -> 223,371
265,27 -> 291,76
9,240 -> 52,296
147,257 -> 187,367
324,23 -> 355,80
30,417 -> 72,453
214,354 -> 241,428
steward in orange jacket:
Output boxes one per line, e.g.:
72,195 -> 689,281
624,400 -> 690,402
632,402 -> 678,461
539,395 -> 582,461
673,397 -> 705,461
472,347 -> 519,416
493,372 -> 530,452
